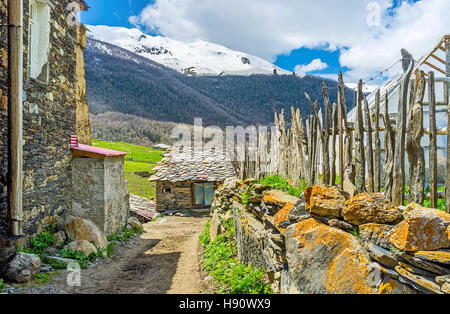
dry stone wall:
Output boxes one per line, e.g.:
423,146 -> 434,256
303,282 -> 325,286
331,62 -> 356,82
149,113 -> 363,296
211,178 -> 450,294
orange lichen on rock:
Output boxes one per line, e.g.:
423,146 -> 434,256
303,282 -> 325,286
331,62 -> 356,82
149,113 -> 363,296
263,190 -> 298,207
272,202 -> 295,233
390,203 -> 450,252
359,223 -> 394,249
342,193 -> 403,225
377,279 -> 398,294
304,186 -> 349,218
414,250 -> 450,265
288,218 -> 375,294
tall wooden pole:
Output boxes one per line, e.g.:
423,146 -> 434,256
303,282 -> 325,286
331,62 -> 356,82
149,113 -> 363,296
445,37 -> 450,213
7,0 -> 24,237
338,74 -> 344,190
374,90 -> 381,192
428,71 -> 438,209
392,49 -> 414,206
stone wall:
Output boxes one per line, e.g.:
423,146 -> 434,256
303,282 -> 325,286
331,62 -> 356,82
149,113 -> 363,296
75,24 -> 91,145
0,0 -> 85,237
155,181 -> 193,212
212,179 -> 450,294
71,157 -> 129,236
0,0 -> 8,237
103,157 -> 129,235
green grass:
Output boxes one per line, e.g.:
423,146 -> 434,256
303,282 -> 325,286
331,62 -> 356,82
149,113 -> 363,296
92,140 -> 165,200
200,218 -> 273,294
0,278 -> 6,291
257,175 -> 307,197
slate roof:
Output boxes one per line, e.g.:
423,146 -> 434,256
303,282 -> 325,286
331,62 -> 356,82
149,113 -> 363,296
149,147 -> 236,182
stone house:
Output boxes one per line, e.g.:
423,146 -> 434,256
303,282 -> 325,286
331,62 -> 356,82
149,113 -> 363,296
149,148 -> 236,212
0,1 -> 128,243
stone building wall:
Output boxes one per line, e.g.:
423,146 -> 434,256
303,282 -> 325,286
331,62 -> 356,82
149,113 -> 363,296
0,0 -> 8,237
71,157 -> 129,237
0,0 -> 82,237
75,24 -> 91,145
155,181 -> 193,211
103,157 -> 129,236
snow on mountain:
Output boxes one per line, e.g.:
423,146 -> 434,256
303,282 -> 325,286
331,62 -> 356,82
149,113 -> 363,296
345,83 -> 378,94
86,25 -> 291,76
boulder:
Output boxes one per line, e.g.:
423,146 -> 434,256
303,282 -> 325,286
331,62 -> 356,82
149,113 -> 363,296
53,231 -> 67,248
395,251 -> 450,276
64,240 -> 98,256
288,194 -> 309,222
127,217 -> 143,230
4,252 -> 41,283
64,216 -> 107,249
389,203 -> 450,252
285,218 -> 376,294
304,186 -> 349,218
359,223 -> 394,249
342,193 -> 403,225
209,210 -> 221,242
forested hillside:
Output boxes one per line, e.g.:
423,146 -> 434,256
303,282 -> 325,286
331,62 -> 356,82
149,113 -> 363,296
85,38 -> 356,129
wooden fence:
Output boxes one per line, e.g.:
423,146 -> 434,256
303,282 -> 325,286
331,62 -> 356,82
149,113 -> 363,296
233,64 -> 450,212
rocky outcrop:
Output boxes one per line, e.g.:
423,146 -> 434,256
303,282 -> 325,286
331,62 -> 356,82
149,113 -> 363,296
389,203 -> 450,252
210,180 -> 450,294
304,186 -> 349,218
342,193 -> 403,225
64,216 -> 107,249
4,253 -> 41,283
285,218 -> 376,294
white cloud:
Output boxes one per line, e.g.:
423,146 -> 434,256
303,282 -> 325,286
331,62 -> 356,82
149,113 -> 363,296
295,59 -> 328,77
130,0 -> 450,82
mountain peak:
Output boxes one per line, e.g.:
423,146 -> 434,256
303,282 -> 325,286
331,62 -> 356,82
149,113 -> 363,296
86,25 -> 291,76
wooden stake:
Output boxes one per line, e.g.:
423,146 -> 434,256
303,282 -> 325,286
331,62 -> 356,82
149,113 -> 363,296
374,90 -> 381,192
392,49 -> 414,206
383,94 -> 395,200
7,0 -> 24,237
355,80 -> 366,193
364,97 -> 374,193
406,71 -> 426,205
331,103 -> 337,186
322,83 -> 331,186
428,71 -> 438,209
445,38 -> 450,212
338,74 -> 344,190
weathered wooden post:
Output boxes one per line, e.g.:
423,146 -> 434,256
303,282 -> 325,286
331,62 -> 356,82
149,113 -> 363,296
406,71 -> 426,205
338,74 -> 344,190
428,71 -> 438,209
383,94 -> 395,200
331,103 -> 338,186
8,0 -> 24,237
392,49 -> 414,206
355,80 -> 366,192
364,97 -> 375,193
374,90 -> 381,192
445,37 -> 450,212
322,83 -> 331,185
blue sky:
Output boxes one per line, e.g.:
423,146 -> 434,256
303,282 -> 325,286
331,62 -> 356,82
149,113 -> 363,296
81,0 -> 443,83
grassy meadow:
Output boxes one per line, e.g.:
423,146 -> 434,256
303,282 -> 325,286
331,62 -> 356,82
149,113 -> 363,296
92,140 -> 165,200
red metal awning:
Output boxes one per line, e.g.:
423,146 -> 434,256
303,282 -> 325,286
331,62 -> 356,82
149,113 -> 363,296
72,144 -> 128,158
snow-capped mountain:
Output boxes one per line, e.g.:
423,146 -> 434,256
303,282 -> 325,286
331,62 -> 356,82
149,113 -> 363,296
345,83 -> 378,94
86,25 -> 291,76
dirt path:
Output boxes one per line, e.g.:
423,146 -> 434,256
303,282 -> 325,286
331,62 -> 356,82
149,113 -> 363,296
15,216 -> 213,294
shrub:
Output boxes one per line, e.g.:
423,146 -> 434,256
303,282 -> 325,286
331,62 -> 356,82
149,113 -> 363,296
257,175 -> 307,197
200,218 -> 272,294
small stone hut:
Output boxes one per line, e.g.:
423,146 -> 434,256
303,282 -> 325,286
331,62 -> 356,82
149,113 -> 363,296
149,148 -> 236,212
70,138 -> 129,236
